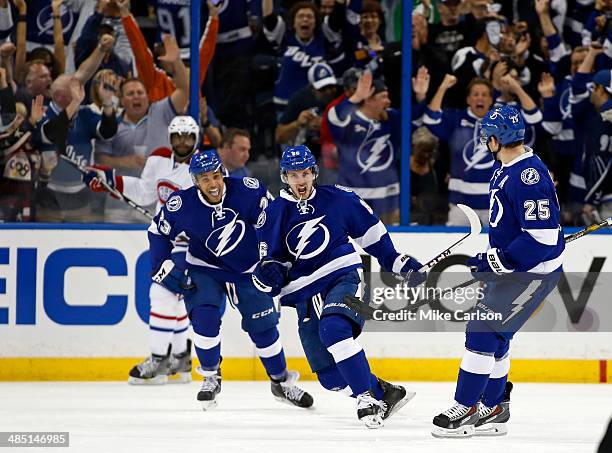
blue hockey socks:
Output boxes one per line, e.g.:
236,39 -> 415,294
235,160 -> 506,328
319,314 -> 383,398
191,304 -> 222,371
454,349 -> 495,407
248,327 -> 287,380
482,354 -> 510,407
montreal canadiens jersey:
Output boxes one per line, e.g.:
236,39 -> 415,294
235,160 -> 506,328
488,148 -> 564,273
424,107 -> 494,209
256,185 -> 404,306
122,147 -> 192,213
148,176 -> 270,282
327,98 -> 400,202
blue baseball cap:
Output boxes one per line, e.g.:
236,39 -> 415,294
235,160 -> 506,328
308,63 -> 337,90
593,69 -> 612,95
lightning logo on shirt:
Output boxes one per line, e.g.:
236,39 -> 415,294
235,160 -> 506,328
205,208 -> 246,257
286,215 -> 330,260
357,134 -> 394,174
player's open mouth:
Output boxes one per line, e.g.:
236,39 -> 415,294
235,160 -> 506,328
296,185 -> 308,197
208,188 -> 220,197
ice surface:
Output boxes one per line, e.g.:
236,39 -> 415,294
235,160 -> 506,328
0,381 -> 610,453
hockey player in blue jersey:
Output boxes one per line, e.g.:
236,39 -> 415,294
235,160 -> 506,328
148,149 -> 313,410
252,145 -> 426,428
432,105 -> 564,438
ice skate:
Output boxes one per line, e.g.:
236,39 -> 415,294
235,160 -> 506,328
128,353 -> 171,385
197,368 -> 221,411
432,402 -> 479,438
475,381 -> 513,436
356,390 -> 385,429
271,370 -> 314,408
168,340 -> 192,384
378,378 -> 415,420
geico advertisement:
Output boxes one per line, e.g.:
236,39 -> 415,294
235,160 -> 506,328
0,228 -> 610,357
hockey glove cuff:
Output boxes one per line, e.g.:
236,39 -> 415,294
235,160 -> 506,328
393,254 -> 427,287
152,260 -> 196,296
467,248 -> 514,280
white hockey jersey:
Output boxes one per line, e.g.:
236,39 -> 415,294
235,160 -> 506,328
121,147 -> 193,260
121,147 -> 193,213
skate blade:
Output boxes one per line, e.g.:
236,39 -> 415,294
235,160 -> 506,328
361,414 -> 384,429
273,396 -> 315,410
127,375 -> 168,385
475,423 -> 508,436
431,424 -> 475,438
385,390 -> 416,420
200,399 -> 218,411
168,372 -> 192,384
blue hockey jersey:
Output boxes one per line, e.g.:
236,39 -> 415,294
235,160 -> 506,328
148,176 -> 270,283
327,98 -> 400,214
26,0 -> 80,47
264,16 -> 343,106
488,149 -> 564,273
256,185 -> 405,306
424,107 -> 494,210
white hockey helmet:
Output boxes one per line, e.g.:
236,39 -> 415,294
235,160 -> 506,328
168,115 -> 200,156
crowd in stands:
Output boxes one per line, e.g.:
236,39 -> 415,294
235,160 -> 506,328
0,0 -> 610,226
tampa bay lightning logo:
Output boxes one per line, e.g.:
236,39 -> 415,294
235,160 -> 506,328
205,208 -> 246,257
357,133 -> 394,174
286,215 -> 330,260
36,5 -> 74,37
521,168 -> 540,185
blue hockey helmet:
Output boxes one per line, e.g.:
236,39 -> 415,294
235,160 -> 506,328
280,145 -> 319,183
189,149 -> 224,183
480,104 -> 525,147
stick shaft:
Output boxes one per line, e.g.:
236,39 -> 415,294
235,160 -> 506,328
60,154 -> 154,220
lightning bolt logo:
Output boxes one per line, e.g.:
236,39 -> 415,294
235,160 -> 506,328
502,281 -> 542,325
287,215 -> 330,260
358,134 -> 394,174
205,208 -> 246,257
215,217 -> 237,256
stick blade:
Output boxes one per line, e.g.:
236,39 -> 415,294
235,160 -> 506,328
456,203 -> 482,236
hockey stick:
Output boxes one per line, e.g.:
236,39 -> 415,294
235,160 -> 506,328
346,217 -> 612,319
418,203 -> 482,271
59,154 -> 154,220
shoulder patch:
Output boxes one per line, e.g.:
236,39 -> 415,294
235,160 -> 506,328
520,167 -> 540,185
166,195 -> 182,212
255,211 -> 266,229
150,147 -> 173,159
243,177 -> 260,189
334,184 -> 354,193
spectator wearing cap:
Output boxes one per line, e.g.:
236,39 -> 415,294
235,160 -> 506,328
275,62 -> 338,155
328,71 -> 401,224
319,67 -> 361,184
218,128 -> 252,178
582,68 -> 612,223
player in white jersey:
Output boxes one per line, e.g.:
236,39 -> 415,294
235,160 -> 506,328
83,116 -> 200,384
